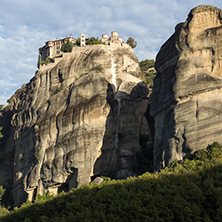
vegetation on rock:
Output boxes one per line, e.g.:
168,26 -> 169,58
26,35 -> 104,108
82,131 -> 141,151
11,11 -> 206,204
0,115 -> 10,142
139,59 -> 155,71
139,59 -> 156,87
76,37 -> 80,46
37,54 -> 41,69
40,57 -> 54,66
86,37 -> 103,45
126,37 -> 137,48
61,41 -> 74,53
1,142 -> 222,221
0,127 -> 3,140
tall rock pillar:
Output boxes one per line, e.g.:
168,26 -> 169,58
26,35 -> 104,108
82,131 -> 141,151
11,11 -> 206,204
150,5 -> 222,170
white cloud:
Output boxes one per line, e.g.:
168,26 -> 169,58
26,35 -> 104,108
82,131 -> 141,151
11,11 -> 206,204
1,0 -> 222,104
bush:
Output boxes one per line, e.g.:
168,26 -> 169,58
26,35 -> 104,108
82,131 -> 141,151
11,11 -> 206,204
0,117 -> 11,141
61,41 -> 74,52
40,57 -> 54,66
1,143 -> 222,221
139,59 -> 155,71
86,37 -> 102,45
0,127 -> 3,139
126,37 -> 137,48
76,38 -> 80,46
139,59 -> 156,87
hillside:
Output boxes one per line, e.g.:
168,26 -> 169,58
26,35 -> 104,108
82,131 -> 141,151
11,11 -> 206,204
1,142 -> 222,221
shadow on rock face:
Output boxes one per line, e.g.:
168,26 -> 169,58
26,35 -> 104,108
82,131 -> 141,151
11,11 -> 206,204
93,82 -> 153,180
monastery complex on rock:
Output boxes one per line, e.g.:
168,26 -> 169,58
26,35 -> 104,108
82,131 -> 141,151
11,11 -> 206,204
39,31 -> 124,62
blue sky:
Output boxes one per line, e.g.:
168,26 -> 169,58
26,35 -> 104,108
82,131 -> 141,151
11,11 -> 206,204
1,0 -> 222,105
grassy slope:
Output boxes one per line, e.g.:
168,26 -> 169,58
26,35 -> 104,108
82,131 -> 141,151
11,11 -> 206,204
1,143 -> 222,221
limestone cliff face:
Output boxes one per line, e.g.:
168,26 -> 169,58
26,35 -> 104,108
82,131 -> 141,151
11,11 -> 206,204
150,5 -> 222,170
0,44 -> 149,206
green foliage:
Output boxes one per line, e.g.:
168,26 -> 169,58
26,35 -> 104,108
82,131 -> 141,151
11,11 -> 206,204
0,115 -> 11,142
139,59 -> 156,87
0,105 -> 3,110
126,37 -> 137,48
193,142 -> 222,161
139,59 -> 155,71
40,57 -> 54,66
61,41 -> 74,52
0,127 -> 3,139
2,143 -> 222,221
0,186 -> 5,203
0,186 -> 9,217
0,205 -> 9,218
76,37 -> 80,46
37,54 -> 41,69
86,37 -> 102,45
34,191 -> 54,203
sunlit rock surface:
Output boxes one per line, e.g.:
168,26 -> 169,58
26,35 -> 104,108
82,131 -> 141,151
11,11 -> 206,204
0,44 -> 150,206
151,5 -> 222,170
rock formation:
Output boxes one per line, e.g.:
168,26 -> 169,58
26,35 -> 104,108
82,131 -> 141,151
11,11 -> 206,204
150,5 -> 222,170
0,43 -> 150,206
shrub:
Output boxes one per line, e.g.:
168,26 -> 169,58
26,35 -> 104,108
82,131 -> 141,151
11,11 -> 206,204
126,37 -> 137,48
139,59 -> 155,71
86,37 -> 102,45
1,143 -> 222,221
40,57 -> 54,66
0,127 -> 3,139
76,38 -> 80,46
61,41 -> 74,52
139,59 -> 156,87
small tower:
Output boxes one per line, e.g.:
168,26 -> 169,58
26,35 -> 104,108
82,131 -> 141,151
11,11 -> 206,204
111,31 -> 118,37
80,33 -> 86,46
102,33 -> 109,39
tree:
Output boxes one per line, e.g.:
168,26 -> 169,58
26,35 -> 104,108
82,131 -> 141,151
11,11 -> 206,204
61,41 -> 74,52
139,59 -> 155,72
126,37 -> 137,48
86,37 -> 101,45
76,38 -> 81,46
37,54 -> 41,69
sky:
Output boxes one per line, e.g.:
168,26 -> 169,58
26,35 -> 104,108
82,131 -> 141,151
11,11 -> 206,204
1,0 -> 222,105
